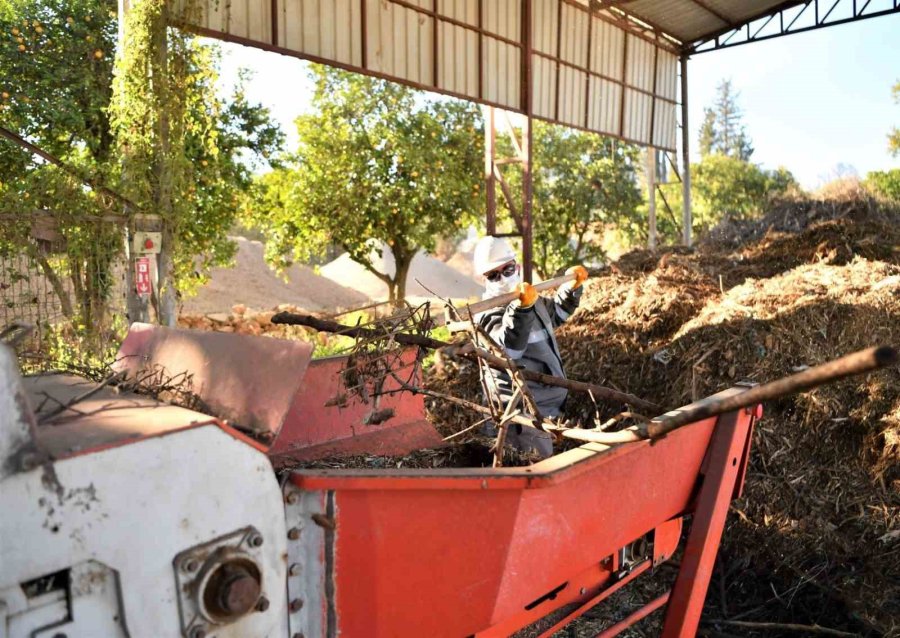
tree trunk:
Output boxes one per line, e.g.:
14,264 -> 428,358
391,249 -> 413,307
157,222 -> 177,326
33,251 -> 74,319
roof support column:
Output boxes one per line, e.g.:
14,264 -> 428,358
521,0 -> 534,282
680,53 -> 692,247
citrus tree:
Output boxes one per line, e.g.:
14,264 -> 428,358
0,0 -> 283,336
530,122 -> 642,276
247,66 -> 482,304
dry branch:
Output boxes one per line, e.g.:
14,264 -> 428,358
272,312 -> 660,411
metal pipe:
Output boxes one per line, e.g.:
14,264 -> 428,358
648,346 -> 898,438
596,592 -> 671,638
646,147 -> 657,251
680,54 -> 692,247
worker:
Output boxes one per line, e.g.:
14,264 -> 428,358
472,236 -> 588,457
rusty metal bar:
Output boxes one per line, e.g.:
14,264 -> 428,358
660,409 -> 752,636
536,560 -> 653,638
485,106 -> 497,234
690,0 -> 899,53
521,0 -> 534,282
531,49 -> 678,105
648,346 -> 898,438
583,9 -> 593,128
598,592 -> 671,637
270,0 -> 278,46
679,54 -> 691,247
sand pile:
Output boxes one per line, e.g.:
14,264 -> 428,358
181,237 -> 369,315
320,247 -> 482,301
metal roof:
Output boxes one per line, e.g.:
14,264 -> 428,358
605,0 -> 802,44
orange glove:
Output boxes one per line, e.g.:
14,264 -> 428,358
566,265 -> 589,289
516,282 -> 537,308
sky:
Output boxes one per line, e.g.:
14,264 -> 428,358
213,12 -> 899,189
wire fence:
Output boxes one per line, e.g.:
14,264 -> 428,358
0,212 -> 128,373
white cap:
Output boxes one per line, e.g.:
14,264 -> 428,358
473,236 -> 517,275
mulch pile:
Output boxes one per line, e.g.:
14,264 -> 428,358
427,191 -> 900,635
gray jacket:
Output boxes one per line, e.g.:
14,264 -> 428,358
475,283 -> 582,415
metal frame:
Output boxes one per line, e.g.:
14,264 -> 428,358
689,0 -> 900,53
283,389 -> 759,636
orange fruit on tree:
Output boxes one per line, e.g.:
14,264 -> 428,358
17,44 -> 25,51
93,49 -> 103,59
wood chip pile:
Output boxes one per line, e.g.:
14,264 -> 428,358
428,191 -> 900,635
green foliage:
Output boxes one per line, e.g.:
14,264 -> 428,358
647,156 -> 799,244
527,122 -> 642,276
110,0 -> 282,315
246,66 -> 482,303
694,156 -> 798,231
0,0 -> 121,337
1,0 -> 281,362
698,79 -> 753,161
864,168 -> 900,203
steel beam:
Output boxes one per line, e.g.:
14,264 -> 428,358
646,147 -> 657,251
680,55 -> 692,247
660,407 -> 756,636
689,0 -> 900,53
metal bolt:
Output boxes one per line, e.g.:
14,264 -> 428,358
189,627 -> 207,638
287,527 -> 301,541
289,598 -> 304,613
579,587 -> 587,595
255,596 -> 270,612
288,563 -> 302,577
248,532 -> 264,548
182,558 -> 200,573
285,491 -> 299,505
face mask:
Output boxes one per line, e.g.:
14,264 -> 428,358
484,268 -> 521,298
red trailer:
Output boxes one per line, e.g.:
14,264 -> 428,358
2,323 -> 762,637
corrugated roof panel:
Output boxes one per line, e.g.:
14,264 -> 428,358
172,0 -> 686,149
438,21 -> 479,98
437,0 -> 478,25
623,89 -> 652,144
560,2 -> 589,65
558,65 -> 586,127
485,0 -> 521,40
654,99 -> 676,149
532,55 -> 556,119
587,77 -> 621,134
656,50 -> 678,101
624,0 -> 727,42
532,0 -> 559,55
482,38 -> 521,109
625,35 -> 654,92
590,18 -> 624,80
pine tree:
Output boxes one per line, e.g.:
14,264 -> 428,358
698,79 -> 754,161
698,107 -> 717,157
